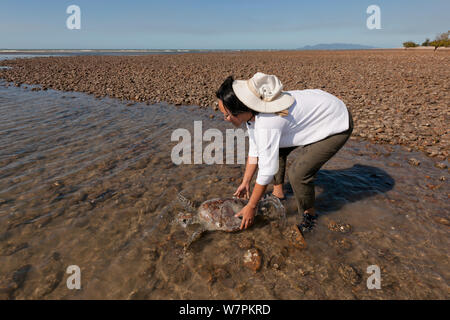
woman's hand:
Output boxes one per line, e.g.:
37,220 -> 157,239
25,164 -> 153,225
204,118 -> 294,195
235,204 -> 256,230
233,182 -> 250,199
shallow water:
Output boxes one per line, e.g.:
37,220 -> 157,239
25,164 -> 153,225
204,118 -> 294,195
0,52 -> 178,61
0,81 -> 448,299
0,50 -> 217,62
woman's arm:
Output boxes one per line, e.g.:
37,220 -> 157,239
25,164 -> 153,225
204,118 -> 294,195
248,183 -> 267,209
233,156 -> 258,199
235,156 -> 268,230
243,156 -> 258,184
235,182 -> 267,230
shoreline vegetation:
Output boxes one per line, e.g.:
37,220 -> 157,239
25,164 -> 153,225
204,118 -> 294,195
402,46 -> 450,50
403,30 -> 450,50
0,49 -> 448,163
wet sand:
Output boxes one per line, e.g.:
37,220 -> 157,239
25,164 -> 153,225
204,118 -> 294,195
0,50 -> 449,161
0,83 -> 448,299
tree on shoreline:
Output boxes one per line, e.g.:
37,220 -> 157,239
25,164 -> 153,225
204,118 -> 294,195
403,41 -> 418,48
422,38 -> 430,46
430,31 -> 449,50
404,31 -> 449,50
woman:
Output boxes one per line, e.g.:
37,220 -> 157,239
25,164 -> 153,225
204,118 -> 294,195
215,72 -> 353,235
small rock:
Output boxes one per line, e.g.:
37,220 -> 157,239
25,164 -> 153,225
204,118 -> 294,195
298,267 -> 313,277
327,220 -> 352,233
335,238 -> 353,251
268,255 -> 284,270
338,264 -> 361,286
434,162 -> 447,169
34,270 -> 64,297
426,183 -> 441,190
377,248 -> 399,263
127,289 -> 150,300
243,248 -> 262,272
53,180 -> 64,187
433,216 -> 450,226
238,238 -> 254,250
388,162 -> 401,167
408,158 -> 420,166
283,225 -> 307,249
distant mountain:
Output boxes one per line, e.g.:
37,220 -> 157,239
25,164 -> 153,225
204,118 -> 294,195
298,43 -> 376,50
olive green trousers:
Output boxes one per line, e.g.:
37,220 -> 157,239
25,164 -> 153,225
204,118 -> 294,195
273,111 -> 354,215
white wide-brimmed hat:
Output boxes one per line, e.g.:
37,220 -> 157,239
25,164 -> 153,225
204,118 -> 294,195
232,72 -> 295,113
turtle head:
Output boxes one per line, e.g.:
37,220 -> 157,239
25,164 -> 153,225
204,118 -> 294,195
176,212 -> 194,228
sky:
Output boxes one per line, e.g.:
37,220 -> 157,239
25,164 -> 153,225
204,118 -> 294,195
0,0 -> 449,49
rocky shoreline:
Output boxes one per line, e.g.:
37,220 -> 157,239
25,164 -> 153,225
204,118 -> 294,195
0,50 -> 448,162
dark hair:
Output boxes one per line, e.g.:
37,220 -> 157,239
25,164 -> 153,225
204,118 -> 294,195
215,76 -> 259,116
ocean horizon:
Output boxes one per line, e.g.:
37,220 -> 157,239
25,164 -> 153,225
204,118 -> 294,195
0,47 -> 398,62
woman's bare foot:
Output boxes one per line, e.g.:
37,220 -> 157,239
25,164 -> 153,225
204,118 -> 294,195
272,184 -> 285,199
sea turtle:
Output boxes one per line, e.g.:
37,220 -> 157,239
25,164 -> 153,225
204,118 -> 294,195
174,193 -> 286,250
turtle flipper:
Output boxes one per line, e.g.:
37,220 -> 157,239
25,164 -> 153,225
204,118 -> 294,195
183,227 -> 206,252
177,192 -> 197,213
258,194 -> 287,226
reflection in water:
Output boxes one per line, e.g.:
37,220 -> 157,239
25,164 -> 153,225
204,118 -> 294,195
0,81 -> 448,300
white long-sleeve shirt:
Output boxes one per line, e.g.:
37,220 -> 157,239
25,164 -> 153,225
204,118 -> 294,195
246,89 -> 350,185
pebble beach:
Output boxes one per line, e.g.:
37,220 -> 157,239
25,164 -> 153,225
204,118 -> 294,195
0,49 -> 449,162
